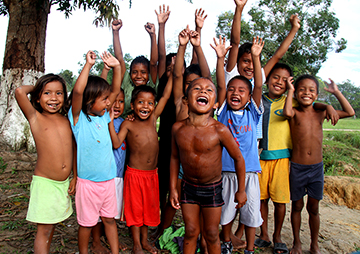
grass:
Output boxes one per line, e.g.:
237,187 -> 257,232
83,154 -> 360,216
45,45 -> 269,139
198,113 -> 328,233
0,157 -> 7,173
323,131 -> 360,176
323,117 -> 360,130
1,219 -> 25,231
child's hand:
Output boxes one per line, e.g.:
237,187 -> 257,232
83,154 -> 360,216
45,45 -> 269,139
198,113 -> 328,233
251,36 -> 264,57
145,22 -> 156,36
189,30 -> 200,47
325,105 -> 340,126
195,8 -> 207,29
103,63 -> 111,71
112,19 -> 122,31
125,113 -> 135,121
286,76 -> 295,91
100,51 -> 120,69
210,35 -> 232,59
86,51 -> 97,66
235,190 -> 247,209
324,78 -> 339,94
109,104 -> 115,121
179,26 -> 190,46
234,0 -> 248,9
155,4 -> 170,24
166,56 -> 176,78
169,190 -> 180,210
290,13 -> 301,30
68,178 -> 76,195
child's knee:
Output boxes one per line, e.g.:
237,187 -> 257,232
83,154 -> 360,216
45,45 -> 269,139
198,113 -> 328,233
291,199 -> 304,212
203,229 -> 219,244
185,224 -> 200,239
306,203 -> 319,216
101,217 -> 116,225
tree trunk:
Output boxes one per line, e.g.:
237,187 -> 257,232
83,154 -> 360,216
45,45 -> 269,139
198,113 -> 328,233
0,0 -> 50,152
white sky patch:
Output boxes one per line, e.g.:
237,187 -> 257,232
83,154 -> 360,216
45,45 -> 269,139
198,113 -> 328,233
0,0 -> 359,86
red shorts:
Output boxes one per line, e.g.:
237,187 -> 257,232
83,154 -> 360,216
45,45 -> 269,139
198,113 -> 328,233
124,166 -> 160,227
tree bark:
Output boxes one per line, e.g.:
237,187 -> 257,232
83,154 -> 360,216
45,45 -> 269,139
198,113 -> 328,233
0,0 -> 50,152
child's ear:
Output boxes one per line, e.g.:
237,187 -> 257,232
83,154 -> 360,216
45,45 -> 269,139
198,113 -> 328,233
182,96 -> 188,105
130,103 -> 134,110
213,102 -> 219,110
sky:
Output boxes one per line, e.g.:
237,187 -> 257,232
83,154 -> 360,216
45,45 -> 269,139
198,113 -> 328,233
0,0 -> 359,86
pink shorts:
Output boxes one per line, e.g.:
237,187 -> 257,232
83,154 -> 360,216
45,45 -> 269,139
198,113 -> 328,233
75,177 -> 117,227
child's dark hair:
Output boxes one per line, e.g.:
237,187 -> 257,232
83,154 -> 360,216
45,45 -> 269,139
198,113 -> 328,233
30,73 -> 68,115
183,64 -> 202,94
228,75 -> 253,94
82,75 -> 111,121
294,74 -> 319,94
237,42 -> 252,62
166,53 -> 186,69
265,63 -> 293,83
184,77 -> 215,98
130,55 -> 150,73
131,85 -> 157,103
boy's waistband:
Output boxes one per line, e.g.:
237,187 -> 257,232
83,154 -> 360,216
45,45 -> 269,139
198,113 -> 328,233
126,165 -> 158,175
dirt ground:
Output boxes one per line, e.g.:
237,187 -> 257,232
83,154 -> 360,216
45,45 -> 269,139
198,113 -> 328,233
0,149 -> 360,254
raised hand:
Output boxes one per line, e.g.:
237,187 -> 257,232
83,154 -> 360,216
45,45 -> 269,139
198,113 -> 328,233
195,8 -> 207,29
112,19 -> 122,31
324,78 -> 339,94
290,13 -> 301,30
155,4 -> 170,24
286,76 -> 295,91
234,0 -> 248,9
179,25 -> 190,46
210,35 -> 232,58
145,22 -> 156,36
189,30 -> 200,47
100,51 -> 120,68
251,36 -> 264,57
86,50 -> 97,66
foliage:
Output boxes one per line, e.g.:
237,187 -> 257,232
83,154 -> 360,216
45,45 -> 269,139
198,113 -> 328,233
58,69 -> 76,91
1,219 -> 25,231
323,131 -> 360,176
323,118 -> 360,130
77,46 -> 133,85
320,80 -> 360,118
0,157 -> 7,173
216,0 -> 347,77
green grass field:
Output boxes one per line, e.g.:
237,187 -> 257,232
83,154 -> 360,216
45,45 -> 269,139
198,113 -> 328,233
323,117 -> 360,130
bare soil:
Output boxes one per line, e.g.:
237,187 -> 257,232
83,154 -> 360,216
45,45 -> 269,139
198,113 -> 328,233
0,149 -> 359,254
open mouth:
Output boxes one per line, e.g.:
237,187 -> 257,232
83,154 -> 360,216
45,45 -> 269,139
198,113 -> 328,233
114,109 -> 121,115
230,97 -> 240,105
140,110 -> 150,117
196,96 -> 208,106
48,103 -> 59,110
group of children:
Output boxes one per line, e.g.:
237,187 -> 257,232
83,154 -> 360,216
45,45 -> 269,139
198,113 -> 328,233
14,1 -> 355,254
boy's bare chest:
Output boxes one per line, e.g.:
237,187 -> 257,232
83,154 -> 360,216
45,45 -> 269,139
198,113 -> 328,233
128,122 -> 158,147
176,127 -> 219,154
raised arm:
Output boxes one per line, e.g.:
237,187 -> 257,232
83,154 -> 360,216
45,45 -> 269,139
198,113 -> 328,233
100,52 -> 121,108
263,14 -> 300,76
251,36 -> 264,107
324,79 -> 355,119
189,30 -> 211,79
145,22 -> 158,84
100,63 -> 110,80
109,117 -> 128,149
154,57 -> 174,119
112,19 -> 126,81
226,0 -> 248,72
283,77 -> 296,118
72,51 -> 96,125
15,85 -> 37,122
211,35 -> 232,106
173,27 -> 190,107
191,8 -> 207,65
156,5 -> 171,78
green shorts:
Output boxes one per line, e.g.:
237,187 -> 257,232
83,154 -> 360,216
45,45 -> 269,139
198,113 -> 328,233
26,175 -> 73,224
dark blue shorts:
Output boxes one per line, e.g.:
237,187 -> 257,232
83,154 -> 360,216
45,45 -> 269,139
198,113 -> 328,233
290,161 -> 324,201
180,178 -> 224,207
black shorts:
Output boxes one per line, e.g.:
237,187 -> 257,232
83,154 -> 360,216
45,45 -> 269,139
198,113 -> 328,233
290,161 -> 324,201
180,178 -> 224,207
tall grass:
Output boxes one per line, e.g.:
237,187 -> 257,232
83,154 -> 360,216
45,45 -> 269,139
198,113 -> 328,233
323,131 -> 360,176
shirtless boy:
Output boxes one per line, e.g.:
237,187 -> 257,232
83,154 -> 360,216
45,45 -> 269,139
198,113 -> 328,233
283,75 -> 354,254
169,77 -> 247,254
109,73 -> 173,254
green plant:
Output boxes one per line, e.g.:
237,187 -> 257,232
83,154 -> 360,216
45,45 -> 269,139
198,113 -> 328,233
0,157 -> 7,173
1,219 -> 25,231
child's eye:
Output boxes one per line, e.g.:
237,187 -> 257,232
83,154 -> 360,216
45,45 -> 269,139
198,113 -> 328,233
57,92 -> 63,95
207,89 -> 213,92
120,100 -> 124,103
149,102 -> 154,105
44,91 -> 50,95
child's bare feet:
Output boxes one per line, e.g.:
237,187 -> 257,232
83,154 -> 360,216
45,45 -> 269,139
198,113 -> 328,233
230,233 -> 246,250
141,239 -> 159,254
91,241 -> 110,254
119,242 -> 128,251
290,243 -> 302,254
310,243 -> 322,254
132,244 -> 145,254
